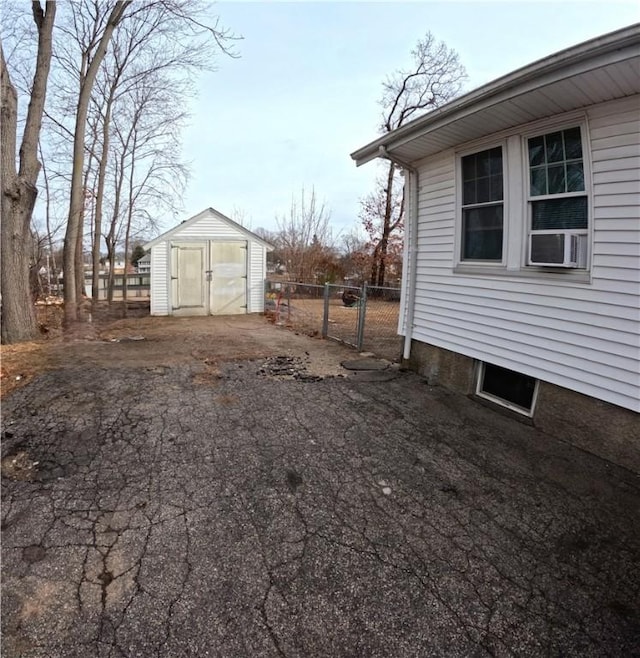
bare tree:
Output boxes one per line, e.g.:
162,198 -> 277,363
62,0 -> 131,324
361,166 -> 405,287
102,66 -> 189,304
341,229 -> 373,286
363,32 -> 466,287
274,188 -> 335,283
230,206 -> 251,228
51,0 -> 239,315
1,1 -> 56,344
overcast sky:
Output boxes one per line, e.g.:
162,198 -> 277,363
175,0 -> 639,239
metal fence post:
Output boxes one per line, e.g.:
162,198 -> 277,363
322,283 -> 330,338
356,283 -> 367,351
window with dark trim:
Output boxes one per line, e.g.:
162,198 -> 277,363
461,147 -> 504,261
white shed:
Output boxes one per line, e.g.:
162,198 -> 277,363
143,208 -> 273,316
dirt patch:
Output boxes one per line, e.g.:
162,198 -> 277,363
1,342 -> 53,397
1,303 -> 356,399
267,296 -> 402,360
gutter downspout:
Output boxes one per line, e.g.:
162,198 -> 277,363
378,146 -> 419,362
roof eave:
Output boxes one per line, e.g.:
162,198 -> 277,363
350,23 -> 640,167
143,207 -> 275,251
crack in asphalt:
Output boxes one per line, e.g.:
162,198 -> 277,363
1,359 -> 639,657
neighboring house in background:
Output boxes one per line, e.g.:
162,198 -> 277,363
143,207 -> 273,317
136,253 -> 151,274
351,24 -> 640,472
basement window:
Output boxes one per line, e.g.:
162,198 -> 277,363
476,362 -> 538,416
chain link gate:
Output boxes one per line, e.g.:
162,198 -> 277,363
359,285 -> 402,361
265,280 -> 402,361
322,284 -> 364,349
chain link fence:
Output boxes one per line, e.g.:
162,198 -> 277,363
360,285 -> 403,360
325,284 -> 362,348
264,281 -> 325,337
265,280 -> 402,361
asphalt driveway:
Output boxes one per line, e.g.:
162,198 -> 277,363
2,316 -> 639,657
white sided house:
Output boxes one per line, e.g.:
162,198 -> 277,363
352,25 -> 640,471
144,208 -> 273,317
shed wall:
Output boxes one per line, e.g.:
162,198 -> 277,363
150,243 -> 169,316
148,211 -> 268,316
248,241 -> 267,313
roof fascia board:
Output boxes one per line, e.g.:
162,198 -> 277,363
144,207 -> 274,251
384,48 -> 639,158
143,209 -> 212,249
205,207 -> 275,251
351,25 -> 640,166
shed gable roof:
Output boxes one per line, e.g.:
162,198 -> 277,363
351,24 -> 640,166
143,207 -> 274,251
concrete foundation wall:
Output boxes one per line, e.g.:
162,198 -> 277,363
405,339 -> 640,474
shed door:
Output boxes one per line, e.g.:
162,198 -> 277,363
209,241 -> 247,315
171,243 -> 207,316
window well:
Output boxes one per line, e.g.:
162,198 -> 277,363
477,363 -> 538,415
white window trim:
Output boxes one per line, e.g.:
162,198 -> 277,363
452,112 -> 593,283
454,139 -> 509,269
521,120 -> 593,272
475,361 -> 539,418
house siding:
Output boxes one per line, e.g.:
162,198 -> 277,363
404,95 -> 640,412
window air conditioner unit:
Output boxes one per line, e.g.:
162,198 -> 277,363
529,232 -> 588,268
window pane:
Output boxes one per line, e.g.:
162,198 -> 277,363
564,127 -> 583,159
547,164 -> 566,194
481,363 -> 537,411
528,136 -> 545,166
566,163 -> 585,192
462,147 -> 503,204
476,177 -> 490,203
462,205 -> 504,260
462,155 -> 476,181
545,131 -> 564,162
490,148 -> 502,175
531,197 -> 588,230
463,180 -> 476,205
530,167 -> 547,196
490,174 -> 503,201
477,151 -> 491,177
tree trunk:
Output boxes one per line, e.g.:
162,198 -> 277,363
106,246 -> 116,304
1,2 -> 56,344
369,243 -> 380,286
63,1 -> 131,324
75,219 -> 84,307
92,93 -> 114,304
368,163 -> 395,288
121,135 -> 137,316
39,142 -> 57,280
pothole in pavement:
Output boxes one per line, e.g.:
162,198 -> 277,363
1,451 -> 39,481
258,355 -> 400,382
258,356 -> 325,382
